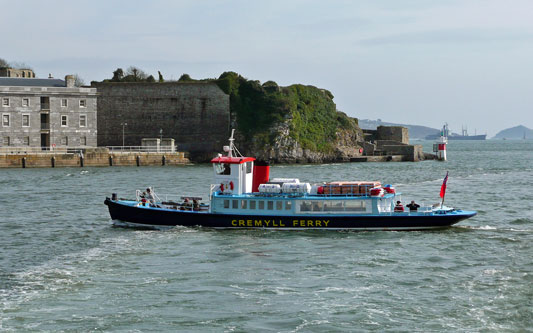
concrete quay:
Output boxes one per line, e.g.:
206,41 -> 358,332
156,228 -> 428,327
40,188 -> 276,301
0,148 -> 190,168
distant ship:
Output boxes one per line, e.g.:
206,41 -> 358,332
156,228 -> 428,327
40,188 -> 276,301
426,126 -> 486,140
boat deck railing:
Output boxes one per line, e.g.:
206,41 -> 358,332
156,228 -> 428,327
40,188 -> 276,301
213,192 -> 397,199
135,189 -> 208,211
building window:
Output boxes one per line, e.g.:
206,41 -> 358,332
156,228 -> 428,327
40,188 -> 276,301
61,115 -> 68,127
22,98 -> 30,107
61,99 -> 67,107
3,136 -> 10,146
2,98 -> 9,107
2,114 -> 9,127
79,114 -> 87,127
22,114 -> 30,127
81,136 -> 87,145
23,136 -> 30,146
61,136 -> 68,145
79,99 -> 86,107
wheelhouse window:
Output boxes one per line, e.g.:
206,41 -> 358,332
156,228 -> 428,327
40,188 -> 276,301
249,201 -> 256,209
79,114 -> 87,127
285,201 -> 292,210
2,114 -> 10,127
241,200 -> 247,209
258,201 -> 265,210
267,201 -> 274,210
22,114 -> 30,127
276,201 -> 282,210
246,162 -> 252,174
232,200 -> 238,209
215,163 -> 231,175
61,115 -> 68,127
223,200 -> 230,209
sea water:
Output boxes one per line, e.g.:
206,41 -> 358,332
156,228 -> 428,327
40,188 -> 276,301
1,140 -> 532,331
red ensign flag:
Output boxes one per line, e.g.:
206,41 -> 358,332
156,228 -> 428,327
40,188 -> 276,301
440,171 -> 449,198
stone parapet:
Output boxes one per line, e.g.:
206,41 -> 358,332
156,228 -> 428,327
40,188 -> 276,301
0,148 -> 189,168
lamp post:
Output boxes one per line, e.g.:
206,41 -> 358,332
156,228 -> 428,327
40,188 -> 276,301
121,122 -> 127,148
159,128 -> 163,152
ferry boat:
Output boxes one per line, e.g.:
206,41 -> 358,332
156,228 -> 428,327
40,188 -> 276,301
104,131 -> 476,230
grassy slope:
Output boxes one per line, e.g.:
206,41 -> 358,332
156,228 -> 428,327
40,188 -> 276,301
215,72 -> 358,153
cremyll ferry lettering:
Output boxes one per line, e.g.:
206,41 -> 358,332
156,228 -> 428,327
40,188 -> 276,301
231,219 -> 330,227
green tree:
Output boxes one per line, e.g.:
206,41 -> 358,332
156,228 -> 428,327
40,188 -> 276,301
73,74 -> 85,87
126,66 -> 148,81
112,68 -> 124,82
178,73 -> 193,82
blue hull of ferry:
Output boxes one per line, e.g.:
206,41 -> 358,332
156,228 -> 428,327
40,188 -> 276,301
104,198 -> 476,231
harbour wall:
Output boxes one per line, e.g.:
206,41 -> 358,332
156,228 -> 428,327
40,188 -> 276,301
0,148 -> 189,168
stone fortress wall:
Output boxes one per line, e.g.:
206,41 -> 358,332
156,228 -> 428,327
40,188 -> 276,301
362,126 -> 424,161
0,68 -> 35,78
93,82 -> 230,160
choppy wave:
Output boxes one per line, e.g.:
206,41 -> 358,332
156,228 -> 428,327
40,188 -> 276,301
2,140 -> 533,331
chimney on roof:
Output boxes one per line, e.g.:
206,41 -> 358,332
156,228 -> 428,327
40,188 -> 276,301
65,75 -> 75,88
48,73 -> 53,79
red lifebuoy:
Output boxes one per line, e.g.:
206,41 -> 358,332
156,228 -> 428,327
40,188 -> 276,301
220,181 -> 234,192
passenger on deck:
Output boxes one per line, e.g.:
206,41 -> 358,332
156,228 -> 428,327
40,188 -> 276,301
193,199 -> 199,210
406,200 -> 420,212
394,201 -> 404,212
223,163 -> 231,175
145,188 -> 155,205
181,198 -> 192,210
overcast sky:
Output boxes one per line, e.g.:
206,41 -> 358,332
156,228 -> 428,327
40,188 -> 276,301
2,0 -> 532,136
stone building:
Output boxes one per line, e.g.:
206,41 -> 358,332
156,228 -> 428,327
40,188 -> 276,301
0,75 -> 97,149
362,126 -> 423,161
93,82 -> 230,159
0,67 -> 36,78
